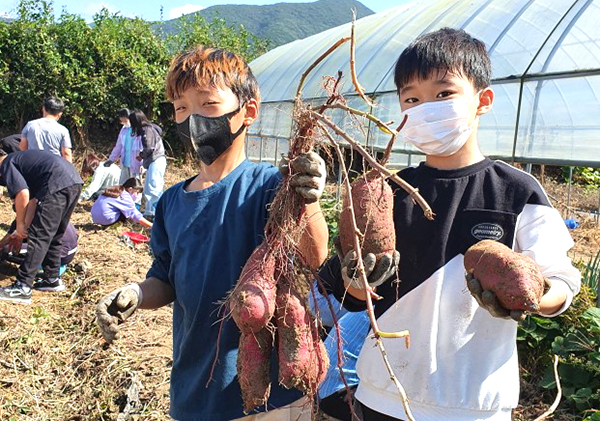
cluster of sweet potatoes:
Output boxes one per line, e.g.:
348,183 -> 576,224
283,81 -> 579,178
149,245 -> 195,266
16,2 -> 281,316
230,242 -> 329,412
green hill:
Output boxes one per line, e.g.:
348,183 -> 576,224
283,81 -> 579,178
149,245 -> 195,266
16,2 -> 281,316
156,0 -> 374,47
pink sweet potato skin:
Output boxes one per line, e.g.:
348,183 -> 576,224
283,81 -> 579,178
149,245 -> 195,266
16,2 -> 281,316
230,242 -> 277,333
464,240 -> 545,312
237,328 -> 273,412
339,171 -> 396,259
275,275 -> 329,395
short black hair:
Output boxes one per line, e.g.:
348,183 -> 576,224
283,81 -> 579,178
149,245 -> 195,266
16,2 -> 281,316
118,108 -> 130,119
394,28 -> 491,91
43,96 -> 65,115
122,177 -> 143,190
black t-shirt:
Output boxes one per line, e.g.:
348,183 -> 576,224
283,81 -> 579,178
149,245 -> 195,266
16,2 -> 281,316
1,134 -> 22,154
0,150 -> 83,199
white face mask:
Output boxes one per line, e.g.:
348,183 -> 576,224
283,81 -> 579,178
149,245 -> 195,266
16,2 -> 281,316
399,92 -> 481,157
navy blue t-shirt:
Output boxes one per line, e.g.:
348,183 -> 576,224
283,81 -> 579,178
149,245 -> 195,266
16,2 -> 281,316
0,150 -> 82,199
147,159 -> 302,420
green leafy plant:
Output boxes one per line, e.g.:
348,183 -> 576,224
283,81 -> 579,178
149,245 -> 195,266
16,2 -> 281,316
30,306 -> 48,325
518,283 -> 600,415
562,167 -> 600,188
320,188 -> 341,254
582,250 -> 600,302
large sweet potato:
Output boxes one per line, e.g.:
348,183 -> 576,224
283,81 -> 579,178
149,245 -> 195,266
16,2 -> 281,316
237,328 -> 273,412
275,274 -> 329,395
339,171 -> 395,259
230,242 -> 277,333
464,240 -> 545,312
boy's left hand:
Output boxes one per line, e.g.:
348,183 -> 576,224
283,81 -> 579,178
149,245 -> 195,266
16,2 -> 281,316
466,274 -> 552,322
279,151 -> 326,203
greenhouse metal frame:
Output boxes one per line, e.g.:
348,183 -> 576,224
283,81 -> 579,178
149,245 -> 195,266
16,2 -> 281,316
247,0 -> 600,170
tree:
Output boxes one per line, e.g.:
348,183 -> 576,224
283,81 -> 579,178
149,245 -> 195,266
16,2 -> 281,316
0,0 -> 270,156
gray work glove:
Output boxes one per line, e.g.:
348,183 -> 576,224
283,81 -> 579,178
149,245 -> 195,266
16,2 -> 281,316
334,236 -> 400,289
279,151 -> 326,203
466,273 -> 552,322
95,283 -> 142,343
103,160 -> 114,167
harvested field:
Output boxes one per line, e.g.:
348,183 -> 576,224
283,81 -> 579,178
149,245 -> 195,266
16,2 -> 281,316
0,161 -> 597,420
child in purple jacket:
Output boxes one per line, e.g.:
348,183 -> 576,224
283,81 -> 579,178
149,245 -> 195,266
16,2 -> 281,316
91,178 -> 152,229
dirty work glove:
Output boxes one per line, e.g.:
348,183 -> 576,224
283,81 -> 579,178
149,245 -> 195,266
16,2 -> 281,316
96,283 -> 143,344
334,236 -> 400,289
466,273 -> 552,322
279,151 -> 326,203
103,160 -> 114,167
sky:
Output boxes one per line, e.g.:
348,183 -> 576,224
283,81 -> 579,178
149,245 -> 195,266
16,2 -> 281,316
0,0 -> 411,21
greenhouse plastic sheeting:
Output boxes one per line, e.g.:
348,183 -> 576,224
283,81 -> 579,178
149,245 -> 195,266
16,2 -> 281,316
249,0 -> 600,167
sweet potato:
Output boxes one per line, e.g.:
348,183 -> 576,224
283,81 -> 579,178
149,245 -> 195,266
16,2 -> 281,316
230,242 -> 277,333
339,171 -> 396,259
464,239 -> 545,312
276,275 -> 329,394
237,328 -> 273,412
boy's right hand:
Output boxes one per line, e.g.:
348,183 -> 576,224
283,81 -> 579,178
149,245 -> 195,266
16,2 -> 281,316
96,283 -> 141,343
334,236 -> 400,289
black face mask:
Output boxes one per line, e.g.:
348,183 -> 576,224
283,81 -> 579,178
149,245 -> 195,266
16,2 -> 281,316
176,106 -> 245,166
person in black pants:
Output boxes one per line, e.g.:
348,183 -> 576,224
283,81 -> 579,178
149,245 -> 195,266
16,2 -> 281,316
0,149 -> 82,304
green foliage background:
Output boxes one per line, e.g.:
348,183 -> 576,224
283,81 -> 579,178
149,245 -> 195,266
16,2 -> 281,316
0,0 -> 270,153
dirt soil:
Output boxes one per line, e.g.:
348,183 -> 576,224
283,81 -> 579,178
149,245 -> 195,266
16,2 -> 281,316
0,163 -> 598,420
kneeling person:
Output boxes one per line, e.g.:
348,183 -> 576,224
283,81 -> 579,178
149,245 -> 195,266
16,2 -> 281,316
91,177 -> 151,229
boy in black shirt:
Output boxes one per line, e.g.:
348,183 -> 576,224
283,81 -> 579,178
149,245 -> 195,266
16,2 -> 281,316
0,150 -> 82,304
321,28 -> 580,420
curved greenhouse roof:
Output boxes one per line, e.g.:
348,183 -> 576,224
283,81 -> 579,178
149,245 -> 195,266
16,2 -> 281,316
248,0 -> 600,168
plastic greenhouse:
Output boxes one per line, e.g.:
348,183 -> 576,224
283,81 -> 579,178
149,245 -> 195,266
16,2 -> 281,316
248,0 -> 600,169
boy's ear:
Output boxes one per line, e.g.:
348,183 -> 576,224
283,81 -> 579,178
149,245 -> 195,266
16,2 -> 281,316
476,87 -> 494,116
242,98 -> 259,127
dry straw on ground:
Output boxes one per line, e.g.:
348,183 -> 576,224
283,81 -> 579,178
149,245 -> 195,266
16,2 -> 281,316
0,160 -> 597,420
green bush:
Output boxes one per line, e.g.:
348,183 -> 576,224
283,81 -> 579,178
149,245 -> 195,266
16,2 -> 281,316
0,0 -> 269,155
562,167 -> 600,188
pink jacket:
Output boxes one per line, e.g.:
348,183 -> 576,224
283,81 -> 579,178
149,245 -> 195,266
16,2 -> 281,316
109,126 -> 143,175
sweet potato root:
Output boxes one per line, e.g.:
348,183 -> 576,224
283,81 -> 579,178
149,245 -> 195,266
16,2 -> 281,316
339,171 -> 396,258
464,240 -> 545,312
230,242 -> 277,333
276,274 -> 329,394
237,328 -> 273,412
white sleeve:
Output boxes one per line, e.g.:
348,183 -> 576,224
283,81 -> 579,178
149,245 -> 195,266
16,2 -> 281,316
514,204 -> 581,315
81,165 -> 107,200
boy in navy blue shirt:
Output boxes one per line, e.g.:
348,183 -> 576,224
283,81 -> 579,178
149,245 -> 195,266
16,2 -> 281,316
96,46 -> 329,420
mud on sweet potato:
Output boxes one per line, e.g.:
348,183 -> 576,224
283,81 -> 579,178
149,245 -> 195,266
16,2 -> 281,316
230,242 -> 277,333
237,328 -> 273,413
339,171 -> 396,259
275,274 -> 329,395
464,239 -> 545,312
